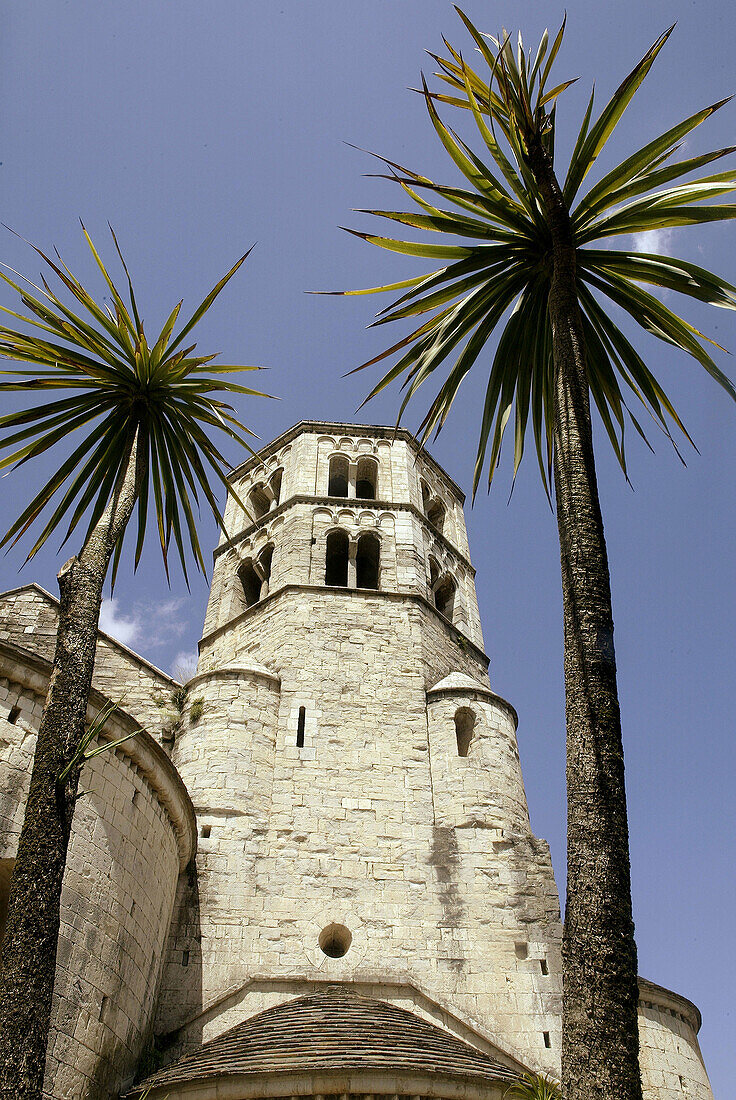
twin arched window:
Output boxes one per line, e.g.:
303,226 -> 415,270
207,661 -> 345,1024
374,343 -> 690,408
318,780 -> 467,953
421,480 -> 446,535
248,469 -> 283,524
239,544 -> 274,608
325,530 -> 380,589
428,556 -> 458,622
328,455 -> 378,500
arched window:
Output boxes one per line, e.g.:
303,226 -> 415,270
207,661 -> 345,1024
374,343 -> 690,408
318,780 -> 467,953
356,456 -> 378,500
428,556 -> 440,594
269,468 -> 283,506
257,544 -> 274,599
239,560 -> 262,608
250,483 -> 270,521
325,530 -> 349,586
434,575 -> 456,621
328,455 -> 349,497
421,480 -> 432,514
427,499 -> 445,534
356,532 -> 380,589
455,707 -> 475,757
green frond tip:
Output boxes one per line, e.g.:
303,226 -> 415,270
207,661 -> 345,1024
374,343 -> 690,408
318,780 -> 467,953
0,226 -> 271,576
340,8 -> 735,493
504,1071 -> 562,1100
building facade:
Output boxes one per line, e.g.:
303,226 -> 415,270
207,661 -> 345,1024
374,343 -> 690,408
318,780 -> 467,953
0,422 -> 714,1100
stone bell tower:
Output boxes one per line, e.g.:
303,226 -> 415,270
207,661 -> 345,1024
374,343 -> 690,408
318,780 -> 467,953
144,421 -> 714,1100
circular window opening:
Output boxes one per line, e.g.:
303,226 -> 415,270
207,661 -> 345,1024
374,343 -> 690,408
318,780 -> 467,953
319,923 -> 352,958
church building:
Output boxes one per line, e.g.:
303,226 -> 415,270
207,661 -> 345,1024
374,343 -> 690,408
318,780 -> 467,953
0,422 -> 713,1099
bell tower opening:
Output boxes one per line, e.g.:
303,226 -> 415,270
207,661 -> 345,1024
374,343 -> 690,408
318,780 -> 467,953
325,529 -> 349,586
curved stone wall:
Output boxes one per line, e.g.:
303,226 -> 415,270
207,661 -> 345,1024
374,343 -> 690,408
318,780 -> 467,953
0,647 -> 195,1100
638,979 -> 713,1100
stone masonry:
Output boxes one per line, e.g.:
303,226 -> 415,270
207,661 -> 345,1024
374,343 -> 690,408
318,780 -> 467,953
0,421 -> 716,1100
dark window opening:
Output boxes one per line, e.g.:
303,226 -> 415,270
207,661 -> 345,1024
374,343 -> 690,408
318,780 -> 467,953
201,824 -> 211,839
99,996 -> 109,1022
428,557 -> 440,594
182,949 -> 190,967
240,561 -> 262,608
540,958 -> 549,975
427,499 -> 445,534
131,790 -> 139,807
434,575 -> 456,620
356,532 -> 380,589
7,706 -> 19,725
296,706 -> 306,748
269,468 -> 283,506
257,545 -> 274,598
421,481 -> 432,514
328,455 -> 349,497
249,484 -> 270,521
543,1031 -> 551,1049
325,530 -> 349,586
455,707 -> 475,757
356,456 -> 378,500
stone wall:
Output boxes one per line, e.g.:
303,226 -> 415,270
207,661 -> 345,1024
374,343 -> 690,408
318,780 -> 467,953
0,589 -> 195,1100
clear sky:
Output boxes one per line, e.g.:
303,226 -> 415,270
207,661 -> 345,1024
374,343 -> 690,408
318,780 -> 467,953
1,2 -> 733,1093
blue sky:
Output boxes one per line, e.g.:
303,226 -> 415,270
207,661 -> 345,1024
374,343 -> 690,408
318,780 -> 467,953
1,2 -> 733,1092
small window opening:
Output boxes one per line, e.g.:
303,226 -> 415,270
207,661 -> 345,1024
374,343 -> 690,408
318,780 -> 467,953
455,707 -> 475,757
356,532 -> 380,589
328,455 -> 349,497
7,706 -> 20,725
201,824 -> 211,839
131,789 -> 139,807
130,898 -> 136,916
514,941 -> 528,960
434,575 -> 456,621
239,560 -> 262,608
182,949 -> 190,967
427,499 -> 445,534
543,1031 -> 551,1048
318,923 -> 352,958
356,456 -> 378,500
325,530 -> 349,586
540,958 -> 549,975
99,996 -> 109,1022
296,706 -> 306,748
269,468 -> 283,506
249,484 -> 270,521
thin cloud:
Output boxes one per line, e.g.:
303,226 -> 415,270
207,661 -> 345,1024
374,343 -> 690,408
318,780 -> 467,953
629,228 -> 676,255
99,598 -> 140,647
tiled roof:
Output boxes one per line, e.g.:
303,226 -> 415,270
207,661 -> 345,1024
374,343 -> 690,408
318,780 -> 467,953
132,987 -> 518,1093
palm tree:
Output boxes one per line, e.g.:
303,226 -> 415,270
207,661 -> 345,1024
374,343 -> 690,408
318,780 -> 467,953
336,12 -> 736,1100
0,228 -> 268,1099
505,1073 -> 562,1100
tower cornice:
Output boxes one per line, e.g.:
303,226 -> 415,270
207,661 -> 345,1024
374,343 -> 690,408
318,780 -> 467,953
229,421 -> 467,504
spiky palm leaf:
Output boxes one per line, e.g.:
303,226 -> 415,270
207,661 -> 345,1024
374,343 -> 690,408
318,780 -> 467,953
504,1072 -> 562,1100
0,226 -> 269,584
337,10 -> 736,493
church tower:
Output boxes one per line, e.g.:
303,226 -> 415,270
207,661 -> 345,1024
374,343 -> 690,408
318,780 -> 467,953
141,421 -> 712,1100
152,421 -> 563,1069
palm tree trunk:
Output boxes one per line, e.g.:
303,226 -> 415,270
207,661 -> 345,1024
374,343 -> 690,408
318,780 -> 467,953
0,428 -> 144,1100
526,138 -> 643,1100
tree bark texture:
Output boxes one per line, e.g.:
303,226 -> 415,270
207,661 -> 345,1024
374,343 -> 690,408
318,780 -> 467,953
526,136 -> 643,1100
0,430 -> 143,1100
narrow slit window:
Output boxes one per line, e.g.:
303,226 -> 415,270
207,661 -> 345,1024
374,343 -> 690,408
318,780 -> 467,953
543,1031 -> 551,1048
201,824 -> 211,839
7,706 -> 20,725
182,949 -> 190,967
296,706 -> 306,748
455,707 -> 475,757
540,958 -> 549,975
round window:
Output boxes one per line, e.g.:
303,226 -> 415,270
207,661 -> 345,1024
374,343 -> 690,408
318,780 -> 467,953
318,923 -> 352,958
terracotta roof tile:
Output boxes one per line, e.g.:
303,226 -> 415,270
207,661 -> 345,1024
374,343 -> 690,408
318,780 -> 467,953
132,986 -> 518,1093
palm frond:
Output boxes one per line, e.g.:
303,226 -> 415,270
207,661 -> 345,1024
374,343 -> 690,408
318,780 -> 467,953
0,228 -> 270,575
334,8 -> 735,493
